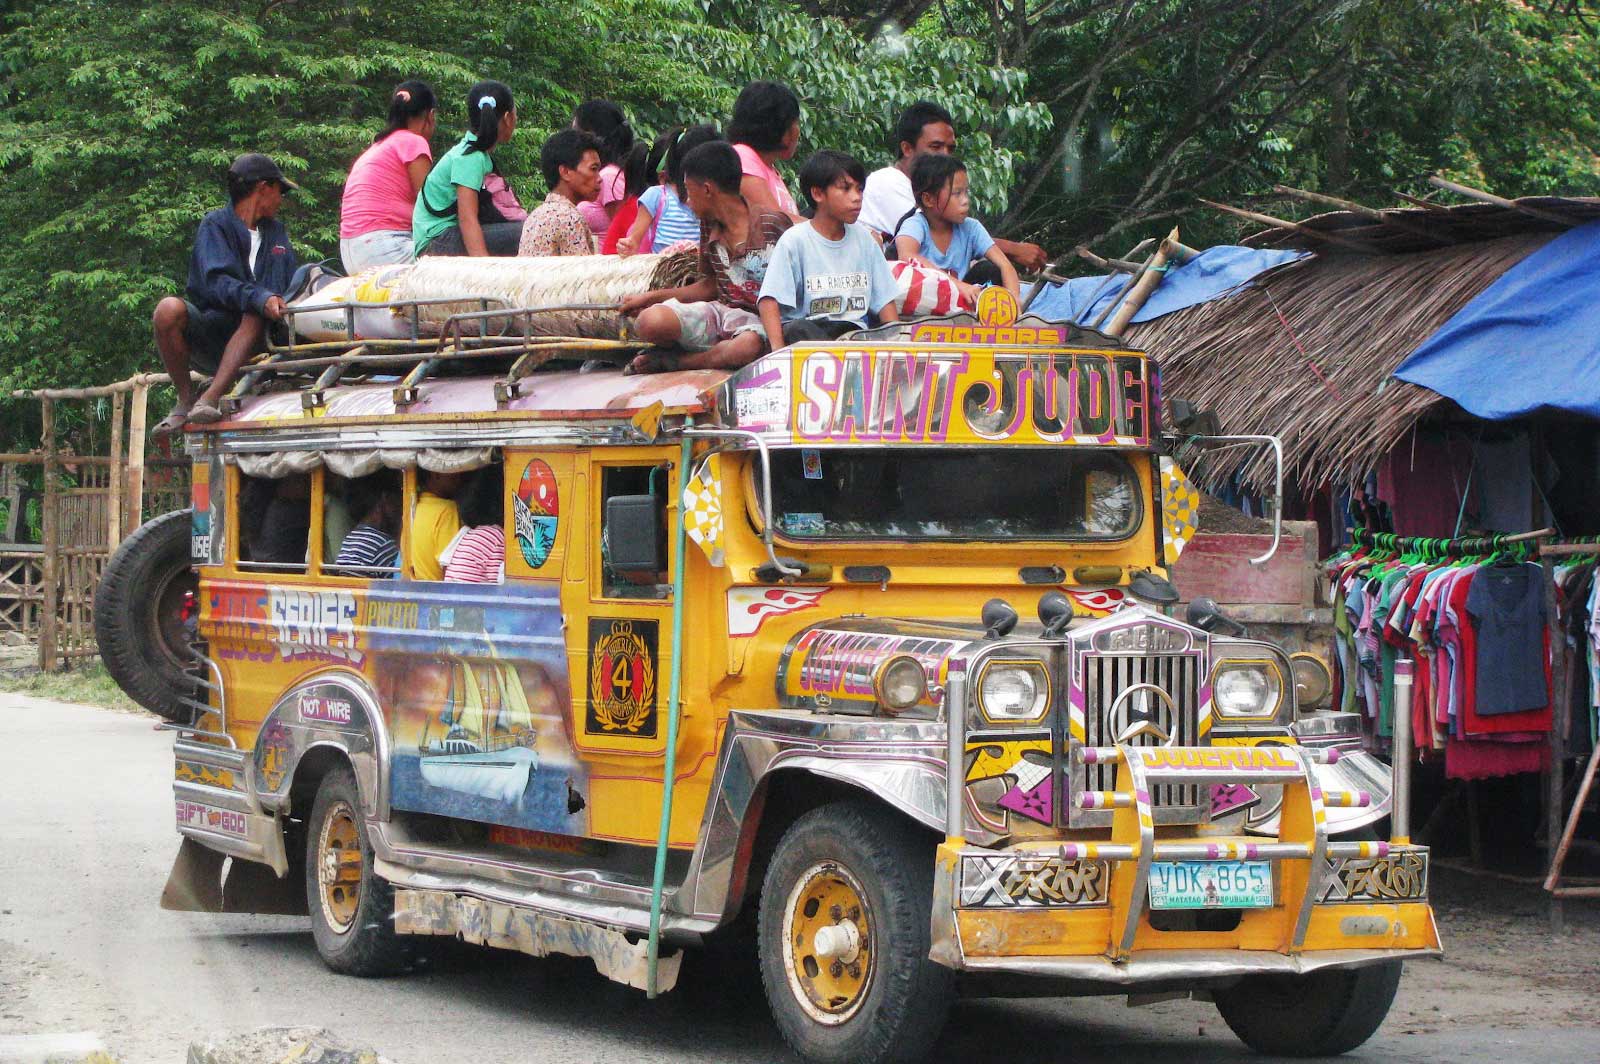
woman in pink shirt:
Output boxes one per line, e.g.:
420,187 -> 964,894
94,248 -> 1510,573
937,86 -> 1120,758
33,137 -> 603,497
728,80 -> 802,220
572,99 -> 635,235
339,80 -> 437,273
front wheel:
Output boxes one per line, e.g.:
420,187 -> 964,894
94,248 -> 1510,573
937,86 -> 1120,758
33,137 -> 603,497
305,766 -> 411,975
758,800 -> 954,1064
1214,959 -> 1403,1057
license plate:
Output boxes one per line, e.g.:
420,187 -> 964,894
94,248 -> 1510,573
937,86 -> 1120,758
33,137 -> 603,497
1148,860 -> 1272,909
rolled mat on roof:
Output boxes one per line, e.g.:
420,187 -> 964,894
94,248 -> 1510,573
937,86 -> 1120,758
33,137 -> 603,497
291,250 -> 701,341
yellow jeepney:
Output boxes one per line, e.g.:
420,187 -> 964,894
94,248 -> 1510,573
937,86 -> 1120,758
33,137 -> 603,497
109,296 -> 1438,1063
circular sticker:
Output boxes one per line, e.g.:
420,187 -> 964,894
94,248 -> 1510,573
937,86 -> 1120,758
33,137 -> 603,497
513,459 -> 560,568
976,286 -> 1019,328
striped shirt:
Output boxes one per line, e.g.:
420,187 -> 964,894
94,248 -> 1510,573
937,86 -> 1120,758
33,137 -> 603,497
639,184 -> 700,251
333,524 -> 399,574
443,525 -> 505,584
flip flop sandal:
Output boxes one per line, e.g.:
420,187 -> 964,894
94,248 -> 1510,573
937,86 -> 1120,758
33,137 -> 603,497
151,410 -> 190,436
186,402 -> 223,425
622,352 -> 679,376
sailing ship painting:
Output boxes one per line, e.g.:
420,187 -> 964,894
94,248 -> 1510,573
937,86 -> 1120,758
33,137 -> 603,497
374,580 -> 581,833
418,655 -> 541,805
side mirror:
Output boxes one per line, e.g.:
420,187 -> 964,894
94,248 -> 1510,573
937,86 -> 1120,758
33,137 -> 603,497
982,598 -> 1019,639
605,494 -> 664,573
1129,570 -> 1180,606
1169,398 -> 1219,436
1185,596 -> 1246,637
1037,591 -> 1075,635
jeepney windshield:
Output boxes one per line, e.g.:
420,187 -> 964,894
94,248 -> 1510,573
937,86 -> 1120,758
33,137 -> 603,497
766,448 -> 1141,541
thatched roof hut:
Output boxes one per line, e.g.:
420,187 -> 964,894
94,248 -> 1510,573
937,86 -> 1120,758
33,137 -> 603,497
1122,195 -> 1600,492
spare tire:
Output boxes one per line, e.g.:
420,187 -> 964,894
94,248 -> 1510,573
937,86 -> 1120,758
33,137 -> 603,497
94,508 -> 200,721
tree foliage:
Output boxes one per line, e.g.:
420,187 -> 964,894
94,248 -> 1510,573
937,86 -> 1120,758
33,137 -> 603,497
1,0 -> 1598,451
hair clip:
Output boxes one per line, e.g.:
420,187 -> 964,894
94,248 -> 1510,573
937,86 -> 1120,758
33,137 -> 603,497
396,89 -> 412,102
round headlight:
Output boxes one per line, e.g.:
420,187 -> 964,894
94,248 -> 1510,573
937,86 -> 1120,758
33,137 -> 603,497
978,662 -> 1048,722
874,655 -> 927,713
1290,653 -> 1332,708
1212,662 -> 1281,719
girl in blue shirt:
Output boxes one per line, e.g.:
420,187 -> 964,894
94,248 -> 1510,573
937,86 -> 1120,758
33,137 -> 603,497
893,154 -> 1019,302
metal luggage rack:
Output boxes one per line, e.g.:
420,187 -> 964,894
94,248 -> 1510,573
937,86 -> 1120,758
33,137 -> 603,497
222,296 -> 651,413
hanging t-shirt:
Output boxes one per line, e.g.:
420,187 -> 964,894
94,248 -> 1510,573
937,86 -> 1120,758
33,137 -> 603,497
412,134 -> 495,256
732,144 -> 797,216
758,221 -> 898,330
859,165 -> 914,238
1467,561 -> 1551,715
639,183 -> 700,250
894,213 -> 995,275
341,130 -> 432,239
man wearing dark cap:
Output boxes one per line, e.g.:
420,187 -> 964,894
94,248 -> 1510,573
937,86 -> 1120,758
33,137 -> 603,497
151,153 -> 299,433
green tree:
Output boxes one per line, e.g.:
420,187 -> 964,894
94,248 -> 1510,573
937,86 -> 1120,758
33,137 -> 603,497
0,0 -> 1037,451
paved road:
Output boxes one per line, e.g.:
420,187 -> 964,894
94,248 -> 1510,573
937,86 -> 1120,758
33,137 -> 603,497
2,693 -> 1598,1064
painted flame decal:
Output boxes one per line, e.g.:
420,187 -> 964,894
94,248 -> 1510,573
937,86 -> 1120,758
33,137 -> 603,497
727,587 -> 830,638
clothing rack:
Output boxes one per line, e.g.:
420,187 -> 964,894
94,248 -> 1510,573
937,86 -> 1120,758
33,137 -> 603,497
1346,525 -> 1556,555
1538,536 -> 1600,918
1332,525 -> 1595,929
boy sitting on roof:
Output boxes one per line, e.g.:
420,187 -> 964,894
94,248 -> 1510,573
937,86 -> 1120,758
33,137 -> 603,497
150,154 -> 298,434
518,129 -> 604,257
757,150 -> 900,350
618,140 -> 792,373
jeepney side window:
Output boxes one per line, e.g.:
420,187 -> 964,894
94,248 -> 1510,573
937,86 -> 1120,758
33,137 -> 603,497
599,463 -> 672,600
406,461 -> 506,582
235,471 -> 311,572
323,470 -> 402,579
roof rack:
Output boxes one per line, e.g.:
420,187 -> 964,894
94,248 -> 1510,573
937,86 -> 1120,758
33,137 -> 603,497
222,296 -> 651,414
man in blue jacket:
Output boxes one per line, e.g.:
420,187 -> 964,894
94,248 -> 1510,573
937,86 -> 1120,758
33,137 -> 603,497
152,153 -> 298,433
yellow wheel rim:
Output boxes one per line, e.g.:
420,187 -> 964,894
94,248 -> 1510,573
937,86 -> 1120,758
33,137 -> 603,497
316,800 -> 364,934
781,861 -> 874,1025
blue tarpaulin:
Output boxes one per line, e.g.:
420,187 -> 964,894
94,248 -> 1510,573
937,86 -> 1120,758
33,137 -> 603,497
1026,245 -> 1308,326
1393,220 -> 1600,420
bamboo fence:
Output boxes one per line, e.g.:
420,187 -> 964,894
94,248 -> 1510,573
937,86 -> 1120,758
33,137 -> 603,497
4,374 -> 192,670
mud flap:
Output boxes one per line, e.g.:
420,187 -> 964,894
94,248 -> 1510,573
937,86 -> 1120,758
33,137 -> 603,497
159,838 -> 307,915
161,838 -> 225,912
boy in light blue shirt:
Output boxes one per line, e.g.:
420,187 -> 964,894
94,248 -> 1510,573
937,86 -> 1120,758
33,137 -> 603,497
758,150 -> 899,351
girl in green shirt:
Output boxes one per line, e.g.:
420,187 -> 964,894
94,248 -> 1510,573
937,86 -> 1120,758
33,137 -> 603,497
414,80 -> 520,256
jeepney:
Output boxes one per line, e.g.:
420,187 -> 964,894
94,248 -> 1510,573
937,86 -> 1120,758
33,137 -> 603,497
106,293 -> 1438,1063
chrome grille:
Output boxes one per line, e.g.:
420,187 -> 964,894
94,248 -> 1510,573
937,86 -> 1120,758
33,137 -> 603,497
1073,652 -> 1203,826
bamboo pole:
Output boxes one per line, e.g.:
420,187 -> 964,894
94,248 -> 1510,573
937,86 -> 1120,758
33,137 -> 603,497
1427,175 -> 1578,227
108,390 -> 125,552
1272,185 -> 1453,244
1104,227 -> 1181,338
125,384 -> 149,537
1090,246 -> 1160,331
11,372 -> 201,401
39,399 -> 58,672
1198,199 -> 1376,252
1392,190 -> 1448,211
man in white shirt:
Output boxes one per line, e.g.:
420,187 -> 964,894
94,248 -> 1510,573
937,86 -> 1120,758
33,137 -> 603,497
859,101 -> 1048,273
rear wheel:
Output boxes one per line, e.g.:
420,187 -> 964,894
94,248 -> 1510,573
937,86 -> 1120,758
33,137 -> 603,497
1214,960 -> 1403,1057
305,766 -> 411,975
758,800 -> 953,1063
93,508 -> 198,720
